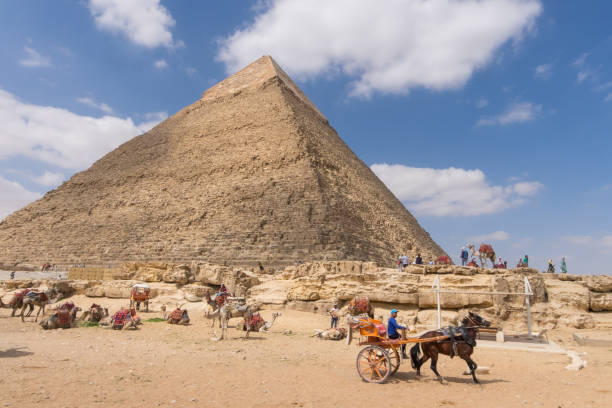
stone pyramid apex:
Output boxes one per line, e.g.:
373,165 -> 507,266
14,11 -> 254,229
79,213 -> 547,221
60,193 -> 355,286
202,55 -> 326,120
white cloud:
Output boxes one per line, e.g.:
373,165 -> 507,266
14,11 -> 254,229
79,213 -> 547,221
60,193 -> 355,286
138,111 -> 168,132
217,0 -> 542,97
534,63 -> 552,79
0,88 -> 166,170
371,163 -> 543,216
76,96 -> 114,114
19,46 -> 51,67
564,235 -> 612,251
87,0 -> 176,48
470,231 -> 510,242
33,171 -> 65,187
154,59 -> 168,69
572,52 -> 599,84
477,102 -> 542,126
475,97 -> 488,109
0,176 -> 41,220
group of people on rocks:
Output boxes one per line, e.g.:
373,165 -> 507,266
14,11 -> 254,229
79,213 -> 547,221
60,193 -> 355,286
396,254 -> 427,271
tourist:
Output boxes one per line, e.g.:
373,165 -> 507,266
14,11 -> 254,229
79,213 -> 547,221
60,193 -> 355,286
10,270 -> 15,279
504,261 -> 507,269
415,254 -> 423,265
561,257 -> 567,274
523,255 -> 529,267
460,247 -> 469,266
428,259 -> 434,265
258,262 -> 264,274
387,309 -> 408,358
402,254 -> 408,270
397,256 -> 402,272
547,259 -> 555,273
329,304 -> 339,328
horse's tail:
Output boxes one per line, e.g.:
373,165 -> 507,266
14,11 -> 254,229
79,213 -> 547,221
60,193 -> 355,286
410,343 -> 421,369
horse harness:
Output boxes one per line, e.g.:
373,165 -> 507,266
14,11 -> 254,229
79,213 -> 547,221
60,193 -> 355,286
440,325 -> 476,358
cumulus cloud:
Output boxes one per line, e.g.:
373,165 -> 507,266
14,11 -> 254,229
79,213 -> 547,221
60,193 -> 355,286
87,0 -> 176,48
534,63 -> 552,79
217,0 -> 541,97
371,163 -> 543,216
154,59 -> 168,69
0,176 -> 41,220
477,102 -> 542,126
33,171 -> 65,187
76,96 -> 114,114
19,46 -> 51,67
0,88 -> 166,170
470,231 -> 510,242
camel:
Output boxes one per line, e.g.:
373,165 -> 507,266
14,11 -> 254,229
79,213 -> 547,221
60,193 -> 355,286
313,327 -> 347,340
0,288 -> 38,317
238,312 -> 281,333
167,307 -> 190,325
20,288 -> 60,322
106,308 -> 141,330
206,300 -> 254,340
40,304 -> 82,330
467,244 -> 496,268
204,292 -> 223,328
79,304 -> 109,323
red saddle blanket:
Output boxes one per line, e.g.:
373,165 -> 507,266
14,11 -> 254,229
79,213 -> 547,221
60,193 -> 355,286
169,309 -> 184,321
58,302 -> 75,311
479,244 -> 494,254
9,289 -> 31,306
437,255 -> 451,265
57,310 -> 72,328
112,310 -> 130,327
349,297 -> 370,315
249,313 -> 264,328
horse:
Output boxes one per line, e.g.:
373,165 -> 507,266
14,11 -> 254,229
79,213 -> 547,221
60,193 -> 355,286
410,311 -> 491,384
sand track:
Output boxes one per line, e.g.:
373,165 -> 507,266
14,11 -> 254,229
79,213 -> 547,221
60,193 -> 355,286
1,309 -> 611,408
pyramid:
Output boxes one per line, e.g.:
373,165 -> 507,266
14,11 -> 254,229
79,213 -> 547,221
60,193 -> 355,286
0,56 -> 447,269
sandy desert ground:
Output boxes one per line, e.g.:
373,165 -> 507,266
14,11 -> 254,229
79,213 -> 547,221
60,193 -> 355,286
1,301 -> 612,408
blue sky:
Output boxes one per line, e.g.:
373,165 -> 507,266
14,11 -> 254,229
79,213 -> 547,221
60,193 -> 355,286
0,0 -> 610,274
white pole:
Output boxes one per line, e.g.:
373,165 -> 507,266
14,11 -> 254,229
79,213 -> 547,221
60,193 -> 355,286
436,274 -> 441,329
524,276 -> 532,338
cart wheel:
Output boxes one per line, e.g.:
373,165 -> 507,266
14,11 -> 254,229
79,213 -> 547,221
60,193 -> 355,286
389,348 -> 400,375
356,346 -> 392,384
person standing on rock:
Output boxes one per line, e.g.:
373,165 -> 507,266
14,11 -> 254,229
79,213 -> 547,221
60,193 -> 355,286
258,262 -> 264,274
561,257 -> 567,274
329,304 -> 339,328
547,259 -> 555,273
415,254 -> 423,265
402,254 -> 408,270
397,256 -> 402,272
388,309 -> 408,358
460,247 -> 469,266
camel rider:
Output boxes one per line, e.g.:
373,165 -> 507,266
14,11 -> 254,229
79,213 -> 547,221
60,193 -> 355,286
388,309 -> 408,359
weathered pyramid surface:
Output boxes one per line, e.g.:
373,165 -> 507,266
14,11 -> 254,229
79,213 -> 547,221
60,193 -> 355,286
0,56 -> 446,269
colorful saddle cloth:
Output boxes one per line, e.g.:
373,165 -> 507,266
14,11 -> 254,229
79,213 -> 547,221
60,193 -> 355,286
57,309 -> 72,328
479,244 -> 494,254
169,309 -> 184,321
348,297 -> 370,315
112,310 -> 130,328
249,313 -> 264,329
9,288 -> 31,306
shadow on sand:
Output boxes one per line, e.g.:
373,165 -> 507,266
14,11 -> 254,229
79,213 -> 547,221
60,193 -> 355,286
0,347 -> 34,358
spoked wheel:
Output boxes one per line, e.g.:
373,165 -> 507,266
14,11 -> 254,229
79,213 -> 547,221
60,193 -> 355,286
356,345 -> 392,383
389,347 -> 400,375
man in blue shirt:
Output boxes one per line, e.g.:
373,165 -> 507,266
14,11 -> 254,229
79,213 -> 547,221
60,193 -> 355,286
388,309 -> 408,358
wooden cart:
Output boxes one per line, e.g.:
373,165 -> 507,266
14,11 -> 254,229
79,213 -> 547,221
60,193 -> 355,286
354,318 -> 449,384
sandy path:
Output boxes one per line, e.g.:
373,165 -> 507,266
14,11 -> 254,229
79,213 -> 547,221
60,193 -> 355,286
1,309 -> 611,408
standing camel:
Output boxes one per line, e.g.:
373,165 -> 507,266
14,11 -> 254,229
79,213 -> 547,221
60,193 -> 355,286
20,289 -> 59,322
467,244 -> 496,268
1,288 -> 35,317
207,300 -> 254,340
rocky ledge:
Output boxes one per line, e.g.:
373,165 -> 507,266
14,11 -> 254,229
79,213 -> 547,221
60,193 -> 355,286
2,261 -> 611,332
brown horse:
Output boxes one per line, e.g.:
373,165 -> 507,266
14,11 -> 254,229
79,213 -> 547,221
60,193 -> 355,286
410,312 -> 491,384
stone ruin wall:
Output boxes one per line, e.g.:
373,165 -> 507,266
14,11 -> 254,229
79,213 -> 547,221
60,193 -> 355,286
3,261 -> 611,332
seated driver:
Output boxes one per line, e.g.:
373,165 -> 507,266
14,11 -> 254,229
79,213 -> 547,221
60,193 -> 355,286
388,309 -> 408,359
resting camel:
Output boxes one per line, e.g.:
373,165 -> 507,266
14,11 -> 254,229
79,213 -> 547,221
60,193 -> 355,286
467,244 -> 496,268
20,288 -> 60,322
40,304 -> 82,330
167,306 -> 190,325
79,304 -> 109,323
238,312 -> 281,333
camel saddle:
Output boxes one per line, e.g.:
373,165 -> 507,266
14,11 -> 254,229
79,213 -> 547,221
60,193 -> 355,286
479,244 -> 494,254
112,310 -> 130,328
9,288 -> 31,306
58,301 -> 75,311
436,255 -> 451,265
169,308 -> 184,321
26,291 -> 48,302
249,313 -> 264,329
57,309 -> 72,328
349,297 -> 370,315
